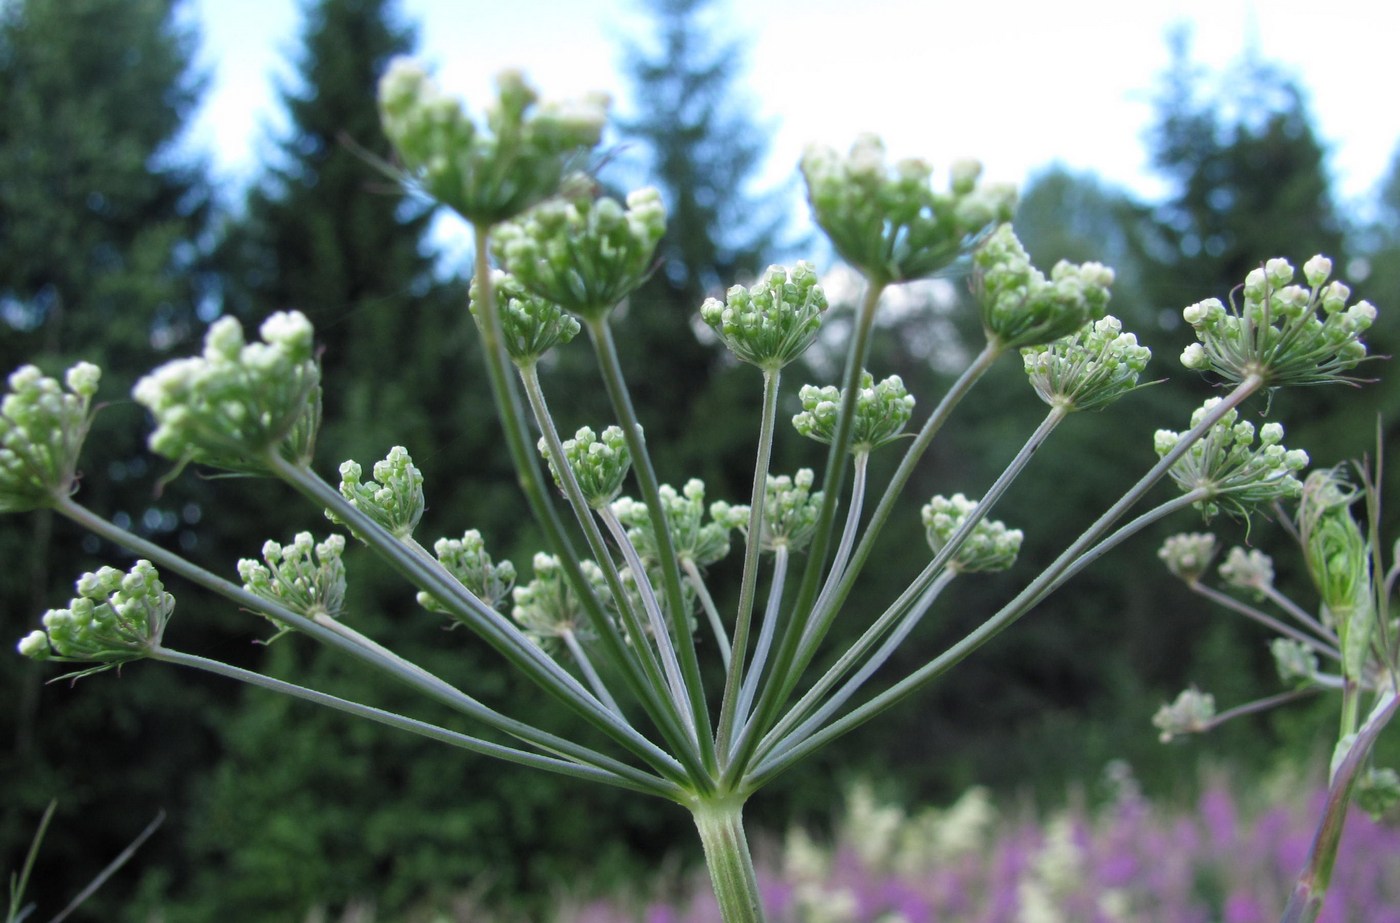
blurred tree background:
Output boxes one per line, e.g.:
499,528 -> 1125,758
1,0 -> 1396,919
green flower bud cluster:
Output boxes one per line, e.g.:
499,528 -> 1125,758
1021,315 -> 1151,412
1152,687 -> 1216,743
1179,256 -> 1376,387
613,565 -> 698,639
238,532 -> 347,627
18,560 -> 171,664
1270,638 -> 1319,688
1157,532 -> 1218,584
331,446 -> 424,539
1356,768 -> 1400,820
0,362 -> 101,513
973,225 -> 1115,351
700,263 -> 828,370
492,188 -> 666,319
418,530 -> 516,614
745,469 -> 824,553
540,425 -> 631,508
133,312 -> 320,473
1154,400 -> 1309,521
1297,469 -> 1373,677
611,479 -> 736,568
378,59 -> 608,224
921,493 -> 1023,574
792,371 -> 915,453
800,136 -> 1016,283
512,553 -> 606,651
471,270 -> 580,364
1218,545 -> 1274,599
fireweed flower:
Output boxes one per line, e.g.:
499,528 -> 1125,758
1021,315 -> 1151,412
378,59 -> 607,225
0,362 -> 101,513
238,532 -> 347,632
539,425 -> 631,509
1218,545 -> 1275,600
1154,400 -> 1309,521
133,312 -> 320,474
921,493 -> 1023,573
18,560 -> 172,666
1157,532 -> 1219,584
1153,687 -> 1216,742
973,224 -> 1115,351
470,270 -> 580,365
511,553 -> 607,652
331,446 -> 424,540
792,371 -> 915,453
492,188 -> 666,320
700,263 -> 828,370
612,479 -> 737,569
418,530 -> 516,615
800,135 -> 1015,283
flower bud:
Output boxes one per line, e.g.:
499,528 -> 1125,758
239,532 -> 347,631
921,493 -> 1023,573
973,225 -> 1114,351
1021,315 -> 1151,412
472,270 -> 581,365
1296,469 -> 1373,679
1270,638 -> 1319,688
511,555 -> 606,652
612,479 -> 737,569
419,530 -> 516,615
700,263 -> 828,370
1157,532 -> 1218,584
330,446 -> 424,540
737,470 -> 823,553
1152,687 -> 1215,742
0,362 -> 103,513
18,560 -> 171,665
1217,546 -> 1273,599
792,371 -> 915,453
539,425 -> 632,509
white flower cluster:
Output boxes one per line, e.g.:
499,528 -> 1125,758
332,445 -> 425,539
792,370 -> 915,453
1157,532 -> 1218,584
921,493 -> 1023,574
1021,314 -> 1150,412
0,362 -> 101,513
974,225 -> 1115,351
612,479 -> 737,569
18,560 -> 171,664
238,531 -> 347,628
419,530 -> 516,615
700,263 -> 829,370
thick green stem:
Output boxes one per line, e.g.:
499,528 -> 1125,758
692,798 -> 765,923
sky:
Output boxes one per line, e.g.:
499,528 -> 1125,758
186,0 -> 1400,249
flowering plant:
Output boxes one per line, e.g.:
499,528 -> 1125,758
9,59 -> 1381,922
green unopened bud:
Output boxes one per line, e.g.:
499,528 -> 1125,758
921,493 -> 1023,573
1152,687 -> 1216,742
612,479 -> 737,568
792,371 -> 915,453
419,529 -> 517,615
492,188 -> 665,320
1355,767 -> 1400,820
511,553 -> 606,652
133,312 -> 320,474
1157,532 -> 1218,584
471,270 -> 580,364
700,263 -> 828,370
1179,256 -> 1376,387
1155,400 -> 1308,521
18,560 -> 171,665
1297,469 -> 1373,678
1218,546 -> 1274,599
973,225 -> 1114,351
330,446 -> 424,540
0,362 -> 102,513
1270,638 -> 1319,688
801,136 -> 1015,284
540,425 -> 631,508
238,532 -> 347,630
740,469 -> 823,553
378,58 -> 607,224
1021,315 -> 1150,412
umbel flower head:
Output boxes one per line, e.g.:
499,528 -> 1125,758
133,312 -> 320,474
512,553 -> 606,652
419,530 -> 517,615
18,560 -> 171,666
801,136 -> 1015,284
973,224 -> 1115,351
1179,256 -> 1376,387
1021,315 -> 1151,412
1155,399 -> 1309,522
1218,545 -> 1274,600
1153,687 -> 1216,742
700,263 -> 828,370
1157,532 -> 1218,584
539,425 -> 632,509
735,469 -> 823,554
471,270 -> 580,365
792,371 -> 915,453
0,362 -> 101,514
330,445 -> 424,540
378,58 -> 608,225
238,532 -> 347,632
921,493 -> 1023,574
492,188 -> 666,320
611,479 -> 738,569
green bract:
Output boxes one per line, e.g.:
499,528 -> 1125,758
18,560 -> 171,665
921,493 -> 1023,574
492,188 -> 666,319
612,479 -> 737,569
801,136 -> 1015,284
1157,532 -> 1219,584
133,312 -> 321,474
419,530 -> 516,615
0,362 -> 101,513
973,224 -> 1115,351
540,425 -> 632,509
1297,469 -> 1373,677
1154,400 -> 1309,521
472,270 -> 581,364
331,446 -> 424,540
512,553 -> 606,652
1179,256 -> 1376,387
378,59 -> 608,225
238,532 -> 347,629
792,371 -> 915,453
700,263 -> 828,370
1021,315 -> 1150,412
